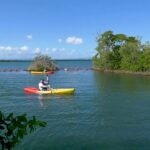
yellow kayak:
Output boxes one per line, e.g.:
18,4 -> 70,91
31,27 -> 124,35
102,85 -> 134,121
24,87 -> 75,94
30,71 -> 54,75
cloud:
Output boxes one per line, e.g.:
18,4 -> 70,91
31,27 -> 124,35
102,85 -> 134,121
34,48 -> 41,53
0,46 -> 29,52
58,38 -> 63,43
50,48 -> 65,52
0,45 -> 82,59
0,46 -> 15,51
51,48 -> 58,52
0,46 -> 65,54
59,48 -> 65,51
45,48 -> 50,51
0,45 -> 31,59
66,36 -> 83,45
26,34 -> 32,40
20,46 -> 29,51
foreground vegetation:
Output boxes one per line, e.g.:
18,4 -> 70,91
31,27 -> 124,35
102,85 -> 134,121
93,31 -> 150,72
0,111 -> 46,150
28,54 -> 59,71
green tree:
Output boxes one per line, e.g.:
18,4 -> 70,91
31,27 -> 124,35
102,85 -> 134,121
0,111 -> 46,150
94,31 -> 128,69
94,31 -> 113,69
119,42 -> 141,71
96,30 -> 114,53
139,45 -> 150,71
96,51 -> 114,69
93,30 -> 147,72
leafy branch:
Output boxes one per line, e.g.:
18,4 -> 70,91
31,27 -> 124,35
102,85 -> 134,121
0,111 -> 46,150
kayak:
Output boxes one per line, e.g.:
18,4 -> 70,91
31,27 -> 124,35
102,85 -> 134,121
24,87 -> 75,94
30,71 -> 54,75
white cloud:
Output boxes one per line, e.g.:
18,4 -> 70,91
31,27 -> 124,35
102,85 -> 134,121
45,48 -> 50,51
5,46 -> 13,51
26,35 -> 32,40
0,45 -> 87,59
66,36 -> 83,45
58,38 -> 63,43
34,48 -> 41,53
60,48 -> 65,51
51,48 -> 58,52
0,46 -> 65,55
0,46 -> 14,51
0,46 -> 29,52
0,45 -> 32,59
50,47 -> 66,52
0,46 -> 5,50
20,46 -> 29,51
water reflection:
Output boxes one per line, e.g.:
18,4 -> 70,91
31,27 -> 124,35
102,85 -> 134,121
37,95 -> 51,108
93,71 -> 150,94
24,93 -> 75,108
92,71 -> 150,144
37,94 -> 75,108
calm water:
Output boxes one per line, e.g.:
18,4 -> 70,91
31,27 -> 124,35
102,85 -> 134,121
0,60 -> 150,150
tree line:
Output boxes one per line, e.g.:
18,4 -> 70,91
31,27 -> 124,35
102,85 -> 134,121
93,31 -> 150,72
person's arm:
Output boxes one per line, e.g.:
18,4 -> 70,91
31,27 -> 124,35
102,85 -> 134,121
42,84 -> 48,87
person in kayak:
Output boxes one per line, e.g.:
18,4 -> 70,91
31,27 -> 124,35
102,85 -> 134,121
38,79 -> 49,91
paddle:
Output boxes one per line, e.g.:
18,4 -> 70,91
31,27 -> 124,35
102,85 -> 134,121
43,69 -> 53,92
46,73 -> 52,92
43,69 -> 49,85
46,74 -> 49,84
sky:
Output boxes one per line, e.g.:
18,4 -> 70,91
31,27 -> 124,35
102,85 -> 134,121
0,0 -> 150,60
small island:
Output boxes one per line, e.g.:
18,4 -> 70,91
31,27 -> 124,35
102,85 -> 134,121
27,53 -> 59,71
93,31 -> 150,75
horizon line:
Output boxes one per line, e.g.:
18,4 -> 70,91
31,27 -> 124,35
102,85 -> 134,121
0,58 -> 92,61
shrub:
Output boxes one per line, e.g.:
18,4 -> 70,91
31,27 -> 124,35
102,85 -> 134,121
28,54 -> 59,71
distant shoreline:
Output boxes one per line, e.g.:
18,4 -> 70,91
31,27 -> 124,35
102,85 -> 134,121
0,59 -> 91,62
0,60 -> 32,62
93,68 -> 150,76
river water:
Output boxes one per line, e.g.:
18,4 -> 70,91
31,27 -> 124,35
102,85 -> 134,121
0,60 -> 150,150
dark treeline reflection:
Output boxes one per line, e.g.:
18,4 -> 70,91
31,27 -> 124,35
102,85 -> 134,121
93,71 -> 150,94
